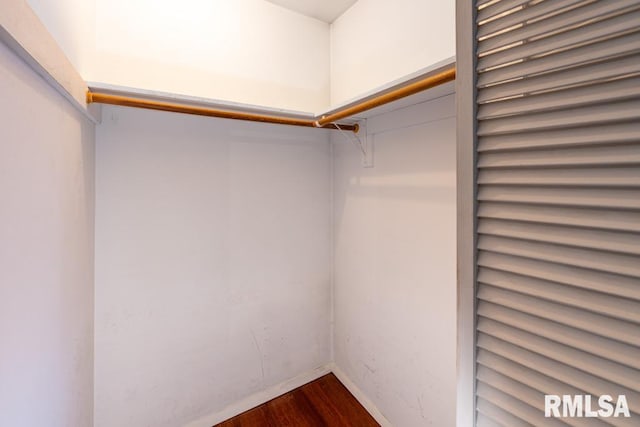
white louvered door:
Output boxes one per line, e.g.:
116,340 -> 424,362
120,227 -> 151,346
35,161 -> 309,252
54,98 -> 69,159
472,1 -> 640,426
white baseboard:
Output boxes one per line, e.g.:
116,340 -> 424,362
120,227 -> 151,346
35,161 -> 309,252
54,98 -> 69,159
183,364 -> 333,427
331,364 -> 393,427
182,363 -> 392,427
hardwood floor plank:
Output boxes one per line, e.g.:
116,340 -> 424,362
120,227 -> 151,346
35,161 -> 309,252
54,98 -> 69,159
213,373 -> 380,427
301,374 -> 379,426
265,391 -> 324,426
217,405 -> 272,427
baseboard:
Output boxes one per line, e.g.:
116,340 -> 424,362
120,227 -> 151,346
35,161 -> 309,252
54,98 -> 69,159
331,364 -> 394,427
183,364 -> 333,427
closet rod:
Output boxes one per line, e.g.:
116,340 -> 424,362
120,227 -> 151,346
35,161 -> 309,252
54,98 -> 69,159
86,65 -> 456,131
85,92 -> 359,132
315,66 -> 456,127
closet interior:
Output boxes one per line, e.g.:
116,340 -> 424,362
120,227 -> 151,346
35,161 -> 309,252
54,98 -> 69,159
1,1 -> 457,426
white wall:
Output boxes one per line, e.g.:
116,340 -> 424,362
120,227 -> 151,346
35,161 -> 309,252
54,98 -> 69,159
0,41 -> 95,427
332,94 -> 457,426
27,0 -> 456,113
330,0 -> 455,106
28,0 -> 330,112
95,106 -> 332,427
26,0 -> 95,77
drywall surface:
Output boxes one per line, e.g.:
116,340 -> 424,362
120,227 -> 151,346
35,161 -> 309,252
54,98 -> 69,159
27,0 -> 455,111
92,0 -> 331,112
332,94 -> 457,426
94,106 -> 332,427
0,41 -> 95,427
330,0 -> 455,106
26,0 -> 95,76
29,0 -> 330,112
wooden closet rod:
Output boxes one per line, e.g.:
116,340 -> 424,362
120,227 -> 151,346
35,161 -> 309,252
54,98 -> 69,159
315,66 -> 456,127
85,92 -> 359,132
86,66 -> 455,132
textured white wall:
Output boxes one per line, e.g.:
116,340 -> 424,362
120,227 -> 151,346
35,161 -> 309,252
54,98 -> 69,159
332,94 -> 457,426
330,0 -> 455,106
28,0 -> 330,112
27,0 -> 455,112
26,0 -> 95,76
0,41 -> 95,427
94,106 -> 332,427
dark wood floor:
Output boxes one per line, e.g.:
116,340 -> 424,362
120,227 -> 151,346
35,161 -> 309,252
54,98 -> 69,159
214,373 -> 380,427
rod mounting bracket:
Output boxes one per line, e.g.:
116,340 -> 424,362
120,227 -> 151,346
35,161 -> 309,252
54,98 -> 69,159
334,119 -> 373,168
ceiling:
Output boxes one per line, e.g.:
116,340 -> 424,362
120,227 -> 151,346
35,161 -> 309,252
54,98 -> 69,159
265,0 -> 359,23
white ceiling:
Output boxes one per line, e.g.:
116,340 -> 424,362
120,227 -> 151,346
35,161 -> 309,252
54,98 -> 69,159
265,0 -> 359,23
